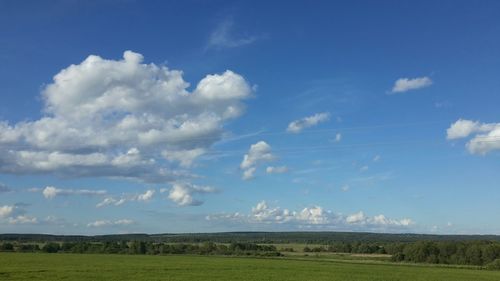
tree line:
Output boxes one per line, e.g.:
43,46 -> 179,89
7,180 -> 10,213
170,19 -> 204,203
302,240 -> 500,268
0,241 -> 281,257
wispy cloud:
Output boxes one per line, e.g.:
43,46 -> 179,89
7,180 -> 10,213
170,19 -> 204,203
287,112 -> 330,133
42,186 -> 107,199
207,18 -> 258,50
96,189 -> 155,208
87,219 -> 134,227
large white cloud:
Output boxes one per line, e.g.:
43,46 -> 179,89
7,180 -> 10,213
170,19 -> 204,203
287,112 -> 330,134
391,77 -> 432,93
207,201 -> 413,230
0,51 -> 252,185
446,119 -> 500,155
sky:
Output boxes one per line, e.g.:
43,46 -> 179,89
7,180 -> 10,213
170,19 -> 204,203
0,0 -> 499,235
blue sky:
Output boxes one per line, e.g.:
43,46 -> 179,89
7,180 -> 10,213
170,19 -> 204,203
0,0 -> 499,235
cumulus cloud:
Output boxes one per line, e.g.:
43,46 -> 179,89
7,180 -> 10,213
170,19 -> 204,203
168,182 -> 216,206
207,201 -> 413,230
0,204 -> 37,224
42,186 -> 107,199
96,189 -> 155,208
87,219 -> 134,227
266,166 -> 288,174
0,205 -> 14,218
287,112 -> 330,133
240,141 -> 275,180
446,119 -> 500,155
207,19 -> 257,50
390,77 -> 432,93
0,51 -> 252,185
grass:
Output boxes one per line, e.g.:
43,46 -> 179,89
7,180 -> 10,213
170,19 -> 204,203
1,253 -> 500,281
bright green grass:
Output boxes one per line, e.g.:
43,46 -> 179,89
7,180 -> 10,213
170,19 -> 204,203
1,253 -> 499,281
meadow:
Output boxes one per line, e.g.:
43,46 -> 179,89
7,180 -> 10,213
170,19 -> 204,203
1,253 -> 500,281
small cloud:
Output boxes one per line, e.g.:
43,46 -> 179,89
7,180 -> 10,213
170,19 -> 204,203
168,182 -> 216,206
287,112 -> 330,134
240,141 -> 274,180
373,155 -> 381,162
360,165 -> 369,172
266,166 -> 288,174
390,77 -> 432,93
341,184 -> 350,192
87,219 -> 134,227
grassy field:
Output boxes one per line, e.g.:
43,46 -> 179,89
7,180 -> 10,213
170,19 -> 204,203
1,253 -> 499,281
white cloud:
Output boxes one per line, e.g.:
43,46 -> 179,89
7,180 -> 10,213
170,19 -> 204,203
287,112 -> 330,133
346,211 -> 365,223
168,182 -> 216,206
360,165 -> 369,172
0,205 -> 14,218
8,215 -> 38,224
87,219 -> 134,227
208,201 -> 413,230
42,186 -> 107,199
341,184 -> 350,192
391,77 -> 432,93
207,19 -> 257,50
137,189 -> 155,201
242,167 -> 256,180
240,141 -> 274,180
266,166 -> 288,174
373,155 -> 381,162
0,51 -> 252,185
0,204 -> 38,224
96,189 -> 155,208
446,119 -> 500,155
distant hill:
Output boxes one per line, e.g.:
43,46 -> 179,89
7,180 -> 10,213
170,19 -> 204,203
2,231 -> 500,244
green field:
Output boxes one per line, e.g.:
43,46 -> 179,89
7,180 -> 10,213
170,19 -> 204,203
1,253 -> 499,281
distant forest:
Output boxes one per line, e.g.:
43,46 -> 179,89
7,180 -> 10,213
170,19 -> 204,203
2,231 -> 500,244
1,232 -> 500,268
